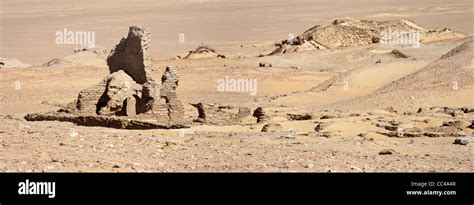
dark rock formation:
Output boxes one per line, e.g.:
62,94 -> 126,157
253,107 -> 270,123
287,113 -> 313,121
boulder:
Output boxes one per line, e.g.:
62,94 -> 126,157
314,122 -> 329,132
261,123 -> 282,132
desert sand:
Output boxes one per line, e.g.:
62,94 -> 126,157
0,0 -> 473,172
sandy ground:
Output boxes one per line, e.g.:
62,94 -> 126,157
0,0 -> 473,172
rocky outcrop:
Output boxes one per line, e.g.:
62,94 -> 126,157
441,120 -> 469,128
259,62 -> 272,67
377,126 -> 466,138
270,18 -> 466,55
191,103 -> 251,125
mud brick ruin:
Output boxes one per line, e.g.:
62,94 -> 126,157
191,103 -> 251,125
25,26 -> 187,129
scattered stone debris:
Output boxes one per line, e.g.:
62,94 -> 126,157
442,121 -> 468,128
374,121 -> 399,131
438,107 -> 469,117
460,107 -> 474,113
259,62 -> 272,67
191,103 -> 251,125
385,107 -> 398,113
377,125 -> 466,138
287,113 -> 313,121
24,112 -> 188,129
253,107 -> 270,123
261,123 -> 283,132
25,26 -> 186,128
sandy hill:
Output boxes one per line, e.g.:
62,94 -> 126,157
324,39 -> 474,111
183,46 -> 225,59
42,47 -> 108,68
270,18 -> 466,55
374,40 -> 474,95
310,49 -> 421,93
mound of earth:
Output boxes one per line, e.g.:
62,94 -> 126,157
0,57 -> 30,68
309,49 -> 419,94
270,18 -> 466,55
42,47 -> 108,68
375,40 -> 474,94
184,46 -> 225,59
326,39 -> 474,111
